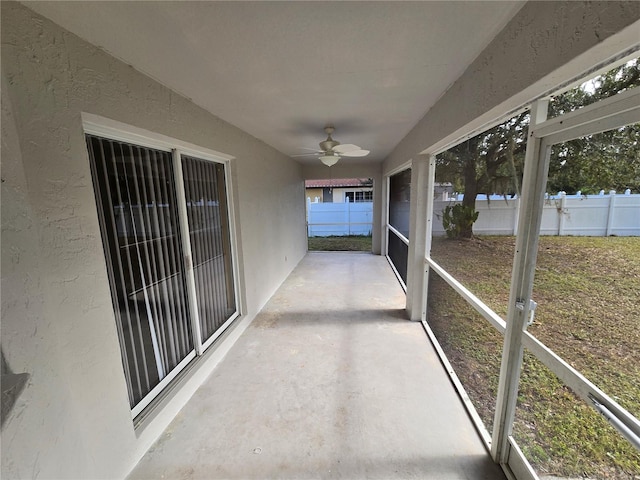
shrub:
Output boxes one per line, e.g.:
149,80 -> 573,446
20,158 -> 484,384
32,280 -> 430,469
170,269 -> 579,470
442,203 -> 479,239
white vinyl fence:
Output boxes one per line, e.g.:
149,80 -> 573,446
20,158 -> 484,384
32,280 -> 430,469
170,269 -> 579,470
433,190 -> 640,237
307,191 -> 638,238
307,200 -> 373,236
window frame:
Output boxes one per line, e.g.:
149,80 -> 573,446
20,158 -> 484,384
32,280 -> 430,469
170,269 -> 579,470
83,114 -> 241,419
345,190 -> 373,203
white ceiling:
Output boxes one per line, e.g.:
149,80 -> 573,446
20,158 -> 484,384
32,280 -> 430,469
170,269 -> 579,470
25,1 -> 524,164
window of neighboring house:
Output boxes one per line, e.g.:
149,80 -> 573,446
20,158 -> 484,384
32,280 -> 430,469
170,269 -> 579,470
86,133 -> 238,418
345,190 -> 373,202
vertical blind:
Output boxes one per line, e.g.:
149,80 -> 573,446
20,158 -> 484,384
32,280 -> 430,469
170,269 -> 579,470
87,135 -> 236,413
182,156 -> 236,343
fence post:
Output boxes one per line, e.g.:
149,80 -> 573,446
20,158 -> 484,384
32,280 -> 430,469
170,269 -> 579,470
307,198 -> 311,236
606,190 -> 616,236
346,197 -> 351,236
557,191 -> 566,236
344,197 -> 351,235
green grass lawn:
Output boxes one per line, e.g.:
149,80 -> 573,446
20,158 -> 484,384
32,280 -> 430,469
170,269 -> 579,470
308,235 -> 372,252
428,236 -> 640,480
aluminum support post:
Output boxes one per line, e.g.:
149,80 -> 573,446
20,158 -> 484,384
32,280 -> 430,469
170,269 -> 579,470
381,176 -> 389,256
492,100 -> 550,464
406,156 -> 432,321
423,155 -> 437,321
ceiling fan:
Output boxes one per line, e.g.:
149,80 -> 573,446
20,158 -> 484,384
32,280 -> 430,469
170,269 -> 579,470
295,126 -> 370,166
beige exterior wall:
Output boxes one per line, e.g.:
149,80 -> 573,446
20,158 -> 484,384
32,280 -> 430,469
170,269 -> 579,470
306,188 -> 323,203
1,3 -> 306,479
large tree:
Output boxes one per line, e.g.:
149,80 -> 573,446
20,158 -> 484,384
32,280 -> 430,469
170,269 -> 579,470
436,111 -> 528,238
436,59 -> 640,238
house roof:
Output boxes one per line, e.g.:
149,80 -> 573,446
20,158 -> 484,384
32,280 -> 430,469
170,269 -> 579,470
305,178 -> 373,189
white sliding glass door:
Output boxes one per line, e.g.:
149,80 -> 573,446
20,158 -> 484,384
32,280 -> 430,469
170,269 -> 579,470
86,133 -> 238,417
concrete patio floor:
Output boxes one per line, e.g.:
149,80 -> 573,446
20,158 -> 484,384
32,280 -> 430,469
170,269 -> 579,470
128,252 -> 506,480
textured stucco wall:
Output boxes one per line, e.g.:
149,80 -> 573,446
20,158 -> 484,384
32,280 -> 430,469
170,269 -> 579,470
1,2 -> 306,479
384,1 -> 640,173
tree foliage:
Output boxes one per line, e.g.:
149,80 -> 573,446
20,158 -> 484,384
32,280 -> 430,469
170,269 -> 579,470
436,58 -> 640,238
436,111 -> 528,237
547,59 -> 640,194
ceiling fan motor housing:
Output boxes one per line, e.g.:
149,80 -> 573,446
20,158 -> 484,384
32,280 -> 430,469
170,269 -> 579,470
319,137 -> 339,151
320,126 -> 339,152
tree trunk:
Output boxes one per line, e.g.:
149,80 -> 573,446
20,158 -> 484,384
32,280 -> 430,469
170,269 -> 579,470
460,153 -> 478,238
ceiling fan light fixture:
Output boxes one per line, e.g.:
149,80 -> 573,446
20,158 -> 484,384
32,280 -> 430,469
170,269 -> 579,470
320,154 -> 340,167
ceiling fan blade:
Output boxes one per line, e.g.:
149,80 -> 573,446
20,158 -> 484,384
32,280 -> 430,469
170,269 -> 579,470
291,152 -> 319,157
341,149 -> 370,157
333,143 -> 361,154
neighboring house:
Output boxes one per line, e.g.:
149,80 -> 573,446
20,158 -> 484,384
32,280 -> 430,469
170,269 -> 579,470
305,178 -> 373,203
